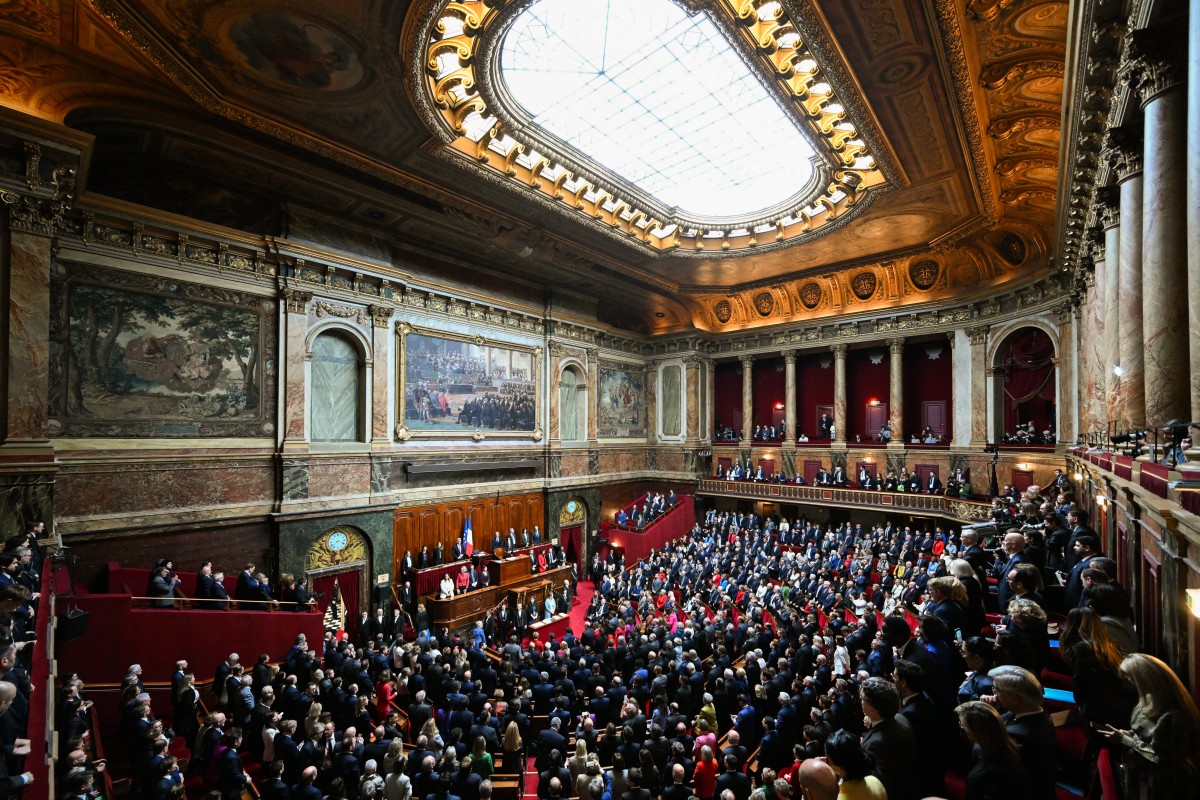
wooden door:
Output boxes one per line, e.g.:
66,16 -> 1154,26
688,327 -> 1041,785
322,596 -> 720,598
804,459 -> 822,484
1011,469 -> 1034,493
921,401 -> 947,438
855,461 -> 878,481
1140,552 -> 1160,656
865,403 -> 888,439
914,464 -> 937,487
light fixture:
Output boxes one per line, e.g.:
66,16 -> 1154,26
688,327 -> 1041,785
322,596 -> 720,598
774,402 -> 784,410
1186,589 -> 1200,620
1073,472 -> 1083,481
868,399 -> 881,407
1096,494 -> 1107,506
1113,365 -> 1125,377
1016,463 -> 1029,470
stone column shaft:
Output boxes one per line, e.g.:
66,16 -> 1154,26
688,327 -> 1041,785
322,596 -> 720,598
282,289 -> 313,450
706,359 -> 716,441
783,350 -> 797,443
369,307 -> 393,446
740,355 -> 754,442
832,344 -> 847,443
888,338 -> 904,443
968,327 -> 989,447
1118,166 -> 1145,429
1103,221 -> 1122,430
1141,77 -> 1190,426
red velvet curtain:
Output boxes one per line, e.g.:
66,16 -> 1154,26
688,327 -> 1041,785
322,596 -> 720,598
310,568 -> 361,633
562,525 -> 582,571
1001,329 -> 1056,430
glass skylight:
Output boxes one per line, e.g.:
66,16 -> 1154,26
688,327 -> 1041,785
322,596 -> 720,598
499,0 -> 818,219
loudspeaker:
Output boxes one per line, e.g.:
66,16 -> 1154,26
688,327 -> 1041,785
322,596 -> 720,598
58,608 -> 89,642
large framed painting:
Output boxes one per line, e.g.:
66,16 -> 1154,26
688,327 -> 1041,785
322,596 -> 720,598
597,366 -> 647,438
396,324 -> 542,441
48,263 -> 277,437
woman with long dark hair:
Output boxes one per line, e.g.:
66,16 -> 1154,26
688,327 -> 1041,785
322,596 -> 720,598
823,730 -> 884,799
956,701 -> 1028,800
1057,607 -> 1135,731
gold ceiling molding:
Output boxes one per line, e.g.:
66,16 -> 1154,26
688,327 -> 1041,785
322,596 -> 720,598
407,0 -> 889,254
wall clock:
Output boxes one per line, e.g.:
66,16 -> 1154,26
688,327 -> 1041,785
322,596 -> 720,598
328,530 -> 349,551
566,500 -> 578,514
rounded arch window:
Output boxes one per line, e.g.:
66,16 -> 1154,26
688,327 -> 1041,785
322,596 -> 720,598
311,331 -> 364,442
996,326 -> 1056,442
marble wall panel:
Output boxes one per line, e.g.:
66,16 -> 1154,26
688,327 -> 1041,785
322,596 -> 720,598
310,333 -> 362,441
7,232 -> 49,440
306,455 -> 373,499
662,364 -> 682,437
56,456 -> 276,525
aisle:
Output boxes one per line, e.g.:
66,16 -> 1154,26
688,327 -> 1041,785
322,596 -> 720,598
569,579 -> 593,634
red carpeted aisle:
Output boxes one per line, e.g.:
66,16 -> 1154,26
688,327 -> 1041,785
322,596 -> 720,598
568,579 -> 593,635
523,580 -> 593,800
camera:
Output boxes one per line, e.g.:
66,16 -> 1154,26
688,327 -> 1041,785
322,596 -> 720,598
1111,431 -> 1146,445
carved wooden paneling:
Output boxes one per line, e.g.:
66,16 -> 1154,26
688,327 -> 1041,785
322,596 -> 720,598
392,492 -> 545,572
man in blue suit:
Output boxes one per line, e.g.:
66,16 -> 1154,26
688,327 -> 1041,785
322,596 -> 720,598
993,531 -> 1028,613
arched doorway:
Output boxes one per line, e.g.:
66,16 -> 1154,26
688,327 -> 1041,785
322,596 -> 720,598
305,526 -> 371,637
559,498 -> 588,572
994,327 -> 1057,442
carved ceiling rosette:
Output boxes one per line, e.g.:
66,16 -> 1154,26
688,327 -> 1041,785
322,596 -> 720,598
753,291 -> 775,317
798,281 -> 823,310
713,299 -> 733,324
849,271 -> 878,301
907,259 -> 940,291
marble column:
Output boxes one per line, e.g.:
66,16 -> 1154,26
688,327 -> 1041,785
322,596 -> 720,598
1138,57 -> 1191,427
967,326 -> 990,448
369,306 -> 393,447
783,350 -> 797,443
1116,141 -> 1145,430
1102,210 -> 1122,430
1190,0 -> 1200,428
740,354 -> 754,442
951,330 -> 971,447
1065,303 -> 1081,443
888,338 -> 904,444
705,359 -> 716,442
281,288 -> 313,451
684,357 -> 700,442
832,344 -> 847,443
586,347 -> 599,443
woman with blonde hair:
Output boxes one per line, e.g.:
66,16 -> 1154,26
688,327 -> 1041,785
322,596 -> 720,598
948,558 -> 986,635
956,701 -> 1027,800
1101,653 -> 1200,800
926,575 -> 967,638
420,715 -> 444,751
499,720 -> 523,775
567,738 -> 589,785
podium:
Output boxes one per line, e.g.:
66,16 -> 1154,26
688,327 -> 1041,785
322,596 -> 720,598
488,557 -> 531,587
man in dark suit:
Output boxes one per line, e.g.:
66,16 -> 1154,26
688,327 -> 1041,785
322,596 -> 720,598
491,531 -> 503,552
756,717 -> 786,773
859,677 -> 918,800
506,528 -> 518,551
927,471 -> 942,494
991,666 -> 1057,800
712,754 -> 750,800
993,531 -> 1028,612
1063,534 -> 1100,608
195,562 -> 217,608
661,764 -> 691,800
452,538 -> 465,561
235,564 -> 259,607
433,541 -> 445,566
894,660 -> 945,798
831,466 -> 846,486
291,766 -> 323,800
534,717 -> 567,773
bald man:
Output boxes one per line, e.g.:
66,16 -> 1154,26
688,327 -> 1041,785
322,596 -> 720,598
795,759 -> 838,800
292,765 -> 322,800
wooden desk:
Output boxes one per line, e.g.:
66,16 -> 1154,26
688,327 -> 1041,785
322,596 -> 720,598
424,564 -> 572,630
489,557 -> 531,586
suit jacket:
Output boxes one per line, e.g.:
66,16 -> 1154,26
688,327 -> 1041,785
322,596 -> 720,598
994,552 -> 1027,611
1004,711 -> 1057,800
862,717 -> 918,800
1065,555 -> 1096,608
534,728 -> 566,772
712,771 -> 750,800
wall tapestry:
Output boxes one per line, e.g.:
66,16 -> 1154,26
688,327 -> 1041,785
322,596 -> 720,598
597,367 -> 647,438
48,262 -> 277,437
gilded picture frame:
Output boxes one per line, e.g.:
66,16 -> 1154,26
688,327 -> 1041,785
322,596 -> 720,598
394,323 -> 543,442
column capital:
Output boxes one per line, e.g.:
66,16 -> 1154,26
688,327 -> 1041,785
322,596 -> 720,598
1103,127 -> 1143,180
831,343 -> 848,357
1128,50 -> 1184,107
738,353 -> 755,367
282,288 -> 313,315
966,325 -> 989,345
1,188 -> 73,237
781,349 -> 798,364
369,304 -> 394,328
887,338 -> 904,354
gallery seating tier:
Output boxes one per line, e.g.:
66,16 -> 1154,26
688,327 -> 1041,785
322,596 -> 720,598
600,496 -> 695,563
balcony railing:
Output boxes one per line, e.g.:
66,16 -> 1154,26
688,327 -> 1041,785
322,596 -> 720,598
697,479 -> 995,522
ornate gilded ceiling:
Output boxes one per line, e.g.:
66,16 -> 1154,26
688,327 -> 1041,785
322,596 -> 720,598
0,0 -> 1067,334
